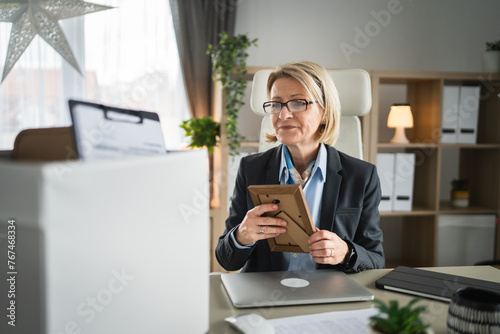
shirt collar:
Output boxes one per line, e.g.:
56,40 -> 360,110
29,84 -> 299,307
278,144 -> 327,184
279,146 -> 290,184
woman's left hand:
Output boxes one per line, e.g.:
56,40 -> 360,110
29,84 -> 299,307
308,228 -> 349,265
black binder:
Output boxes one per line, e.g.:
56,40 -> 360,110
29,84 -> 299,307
375,266 -> 500,302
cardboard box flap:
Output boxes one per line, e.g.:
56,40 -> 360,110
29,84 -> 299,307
12,127 -> 76,161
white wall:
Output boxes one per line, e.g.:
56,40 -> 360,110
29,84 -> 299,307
235,0 -> 499,72
233,0 -> 499,182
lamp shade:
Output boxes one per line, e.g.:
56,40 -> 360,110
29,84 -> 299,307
387,104 -> 414,128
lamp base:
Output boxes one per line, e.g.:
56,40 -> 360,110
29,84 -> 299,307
390,127 -> 410,144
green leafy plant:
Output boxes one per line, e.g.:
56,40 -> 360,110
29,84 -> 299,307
370,298 -> 429,334
207,32 -> 258,155
180,116 -> 220,153
486,40 -> 500,51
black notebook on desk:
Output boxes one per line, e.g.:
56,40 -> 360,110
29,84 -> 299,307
376,266 -> 500,302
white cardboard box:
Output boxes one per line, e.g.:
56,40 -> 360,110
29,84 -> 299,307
0,150 -> 209,334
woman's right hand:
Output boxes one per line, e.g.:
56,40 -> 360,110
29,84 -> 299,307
235,204 -> 287,246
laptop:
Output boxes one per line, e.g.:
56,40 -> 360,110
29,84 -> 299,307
375,266 -> 500,302
221,269 -> 374,308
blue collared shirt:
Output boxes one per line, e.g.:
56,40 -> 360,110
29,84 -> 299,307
280,144 -> 327,271
230,144 -> 328,272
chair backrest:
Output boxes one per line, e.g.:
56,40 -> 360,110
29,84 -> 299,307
250,68 -> 371,159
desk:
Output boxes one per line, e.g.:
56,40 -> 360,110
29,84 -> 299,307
209,266 -> 500,334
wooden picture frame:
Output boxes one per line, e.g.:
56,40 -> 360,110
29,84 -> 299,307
248,184 -> 315,253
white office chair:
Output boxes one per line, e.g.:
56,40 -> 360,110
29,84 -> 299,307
250,68 -> 371,159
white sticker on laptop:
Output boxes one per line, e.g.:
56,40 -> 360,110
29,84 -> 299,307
280,278 -> 310,288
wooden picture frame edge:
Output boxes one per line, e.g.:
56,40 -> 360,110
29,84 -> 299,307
248,184 -> 315,253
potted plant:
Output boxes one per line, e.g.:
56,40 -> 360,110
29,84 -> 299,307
450,179 -> 469,208
482,39 -> 500,73
369,298 -> 432,334
207,32 -> 257,155
180,116 -> 220,206
180,116 -> 220,153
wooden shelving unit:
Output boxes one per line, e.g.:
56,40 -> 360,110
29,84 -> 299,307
365,70 -> 500,267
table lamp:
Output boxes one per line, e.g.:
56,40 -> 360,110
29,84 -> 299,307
387,103 -> 413,144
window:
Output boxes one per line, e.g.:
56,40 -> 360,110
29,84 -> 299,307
0,0 -> 189,150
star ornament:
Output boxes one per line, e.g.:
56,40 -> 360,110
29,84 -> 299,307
0,0 -> 113,83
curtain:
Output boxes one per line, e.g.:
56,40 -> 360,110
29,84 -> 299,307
0,23 -> 71,149
0,0 -> 189,150
83,0 -> 190,150
169,0 -> 237,118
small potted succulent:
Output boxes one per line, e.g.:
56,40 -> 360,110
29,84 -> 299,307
482,39 -> 500,73
369,298 -> 432,334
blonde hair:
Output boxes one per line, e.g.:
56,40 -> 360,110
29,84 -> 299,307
265,61 -> 341,146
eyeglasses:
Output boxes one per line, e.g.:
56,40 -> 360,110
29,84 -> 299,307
262,99 -> 318,114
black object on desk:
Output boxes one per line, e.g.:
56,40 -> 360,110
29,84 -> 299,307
376,266 -> 500,302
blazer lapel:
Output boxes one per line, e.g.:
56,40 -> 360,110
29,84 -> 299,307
264,145 -> 283,185
319,146 -> 343,231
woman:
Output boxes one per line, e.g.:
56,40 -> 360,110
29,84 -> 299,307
216,61 -> 384,273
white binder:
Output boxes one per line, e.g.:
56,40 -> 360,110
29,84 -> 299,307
376,153 -> 395,212
441,85 -> 460,143
393,153 -> 415,211
457,86 -> 480,144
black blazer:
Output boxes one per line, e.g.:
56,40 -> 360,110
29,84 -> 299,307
216,144 -> 385,273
